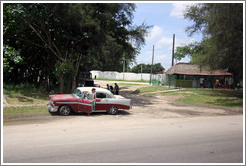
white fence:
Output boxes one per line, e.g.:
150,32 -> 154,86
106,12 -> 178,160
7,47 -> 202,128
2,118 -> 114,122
91,70 -> 151,81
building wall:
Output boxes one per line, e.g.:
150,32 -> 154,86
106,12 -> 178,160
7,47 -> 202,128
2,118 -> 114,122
91,70 -> 151,81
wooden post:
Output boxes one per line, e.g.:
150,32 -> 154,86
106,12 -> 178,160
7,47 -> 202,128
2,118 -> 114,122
150,45 -> 154,85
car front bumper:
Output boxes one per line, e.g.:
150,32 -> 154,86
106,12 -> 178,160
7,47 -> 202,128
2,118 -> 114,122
47,101 -> 58,112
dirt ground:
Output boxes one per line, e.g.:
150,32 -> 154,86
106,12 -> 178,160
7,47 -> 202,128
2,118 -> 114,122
89,80 -> 241,121
3,80 -> 242,125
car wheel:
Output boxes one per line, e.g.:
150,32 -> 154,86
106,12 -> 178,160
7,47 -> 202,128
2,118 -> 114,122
107,106 -> 118,115
59,105 -> 71,116
49,111 -> 59,116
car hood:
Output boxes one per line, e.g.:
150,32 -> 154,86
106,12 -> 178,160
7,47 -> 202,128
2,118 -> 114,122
49,94 -> 78,102
114,95 -> 126,99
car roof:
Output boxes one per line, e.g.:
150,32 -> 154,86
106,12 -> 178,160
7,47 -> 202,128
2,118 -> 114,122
77,87 -> 113,95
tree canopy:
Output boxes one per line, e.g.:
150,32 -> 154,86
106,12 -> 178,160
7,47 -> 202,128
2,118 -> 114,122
131,63 -> 165,73
176,3 -> 243,80
3,3 -> 150,92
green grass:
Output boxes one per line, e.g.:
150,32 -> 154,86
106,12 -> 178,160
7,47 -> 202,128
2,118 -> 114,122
6,94 -> 48,105
93,78 -> 149,83
3,83 -> 50,100
178,89 -> 243,108
132,86 -> 170,94
147,88 -> 243,109
3,105 -> 49,119
3,83 -> 51,119
117,83 -> 148,88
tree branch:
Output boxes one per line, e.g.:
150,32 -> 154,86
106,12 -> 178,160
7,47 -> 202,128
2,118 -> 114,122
23,19 -> 65,62
12,36 -> 47,49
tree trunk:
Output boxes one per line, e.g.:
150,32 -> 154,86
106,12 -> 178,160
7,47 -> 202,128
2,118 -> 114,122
71,53 -> 82,92
71,76 -> 77,93
59,74 -> 64,93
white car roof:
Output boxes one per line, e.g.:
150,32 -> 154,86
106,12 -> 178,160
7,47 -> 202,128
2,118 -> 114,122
77,87 -> 114,97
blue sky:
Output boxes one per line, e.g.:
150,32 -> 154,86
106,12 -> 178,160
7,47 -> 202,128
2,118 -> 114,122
132,2 -> 203,71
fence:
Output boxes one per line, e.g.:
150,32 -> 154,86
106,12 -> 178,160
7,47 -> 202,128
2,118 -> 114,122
150,74 -> 203,88
150,74 -> 178,89
91,70 -> 202,89
91,70 -> 151,81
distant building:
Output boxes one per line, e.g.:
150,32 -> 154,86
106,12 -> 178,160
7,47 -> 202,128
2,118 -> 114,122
165,63 -> 233,88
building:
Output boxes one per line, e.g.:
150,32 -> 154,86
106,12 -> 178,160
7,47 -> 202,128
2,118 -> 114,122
165,63 -> 233,88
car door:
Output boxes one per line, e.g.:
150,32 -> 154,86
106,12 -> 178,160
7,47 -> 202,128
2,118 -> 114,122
77,91 -> 93,113
95,92 -> 108,111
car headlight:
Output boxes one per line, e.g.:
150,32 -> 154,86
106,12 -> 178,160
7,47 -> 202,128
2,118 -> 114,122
48,100 -> 54,105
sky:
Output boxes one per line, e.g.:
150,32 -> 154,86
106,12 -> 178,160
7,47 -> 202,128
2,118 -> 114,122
132,2 -> 203,71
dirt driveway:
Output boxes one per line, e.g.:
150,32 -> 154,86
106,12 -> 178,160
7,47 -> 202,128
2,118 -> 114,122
94,80 -> 240,119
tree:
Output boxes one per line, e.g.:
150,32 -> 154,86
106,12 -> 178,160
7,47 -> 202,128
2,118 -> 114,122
183,3 -> 243,79
3,3 -> 150,92
131,63 -> 165,73
174,45 -> 192,61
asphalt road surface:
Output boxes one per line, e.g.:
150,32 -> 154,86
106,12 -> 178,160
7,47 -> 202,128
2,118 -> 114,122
3,115 -> 243,164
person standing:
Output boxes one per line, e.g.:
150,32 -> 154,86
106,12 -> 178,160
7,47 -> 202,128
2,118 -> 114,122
86,88 -> 96,111
107,84 -> 114,93
199,77 -> 204,88
106,84 -> 110,91
215,79 -> 220,89
114,83 -> 119,95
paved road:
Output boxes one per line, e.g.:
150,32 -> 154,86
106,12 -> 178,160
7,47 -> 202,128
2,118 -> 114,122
3,115 -> 243,164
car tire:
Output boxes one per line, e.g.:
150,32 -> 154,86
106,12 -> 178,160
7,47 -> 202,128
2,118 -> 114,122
59,105 -> 71,116
49,111 -> 59,116
107,106 -> 118,115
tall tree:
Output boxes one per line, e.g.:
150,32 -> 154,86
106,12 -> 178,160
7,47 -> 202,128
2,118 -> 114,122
3,3 -> 150,92
183,3 -> 243,79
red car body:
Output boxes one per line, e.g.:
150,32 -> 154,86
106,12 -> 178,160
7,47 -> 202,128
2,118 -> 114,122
47,87 -> 131,115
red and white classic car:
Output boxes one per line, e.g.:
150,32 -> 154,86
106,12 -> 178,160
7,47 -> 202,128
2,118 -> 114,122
47,87 -> 132,116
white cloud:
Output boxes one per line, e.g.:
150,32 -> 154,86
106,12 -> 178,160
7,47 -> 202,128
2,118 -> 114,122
146,26 -> 163,41
169,3 -> 195,19
138,24 -> 196,70
156,36 -> 173,50
154,36 -> 195,51
137,34 -> 195,70
176,36 -> 196,47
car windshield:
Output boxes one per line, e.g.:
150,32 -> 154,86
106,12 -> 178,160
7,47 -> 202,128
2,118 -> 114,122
106,91 -> 115,98
72,89 -> 82,98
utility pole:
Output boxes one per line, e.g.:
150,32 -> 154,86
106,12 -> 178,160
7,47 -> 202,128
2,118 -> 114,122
150,45 -> 154,85
172,34 -> 175,66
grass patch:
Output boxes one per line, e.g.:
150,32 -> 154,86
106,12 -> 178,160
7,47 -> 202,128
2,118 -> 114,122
144,90 -> 186,96
3,105 -> 49,119
177,89 -> 243,108
93,78 -> 149,83
3,83 -> 51,119
149,88 -> 243,108
6,94 -> 48,105
118,83 -> 145,86
4,83 -> 51,100
132,86 -> 170,94
117,83 -> 148,88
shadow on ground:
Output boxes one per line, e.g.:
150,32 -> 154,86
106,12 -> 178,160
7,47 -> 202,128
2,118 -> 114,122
70,110 -> 131,117
119,90 -> 157,107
